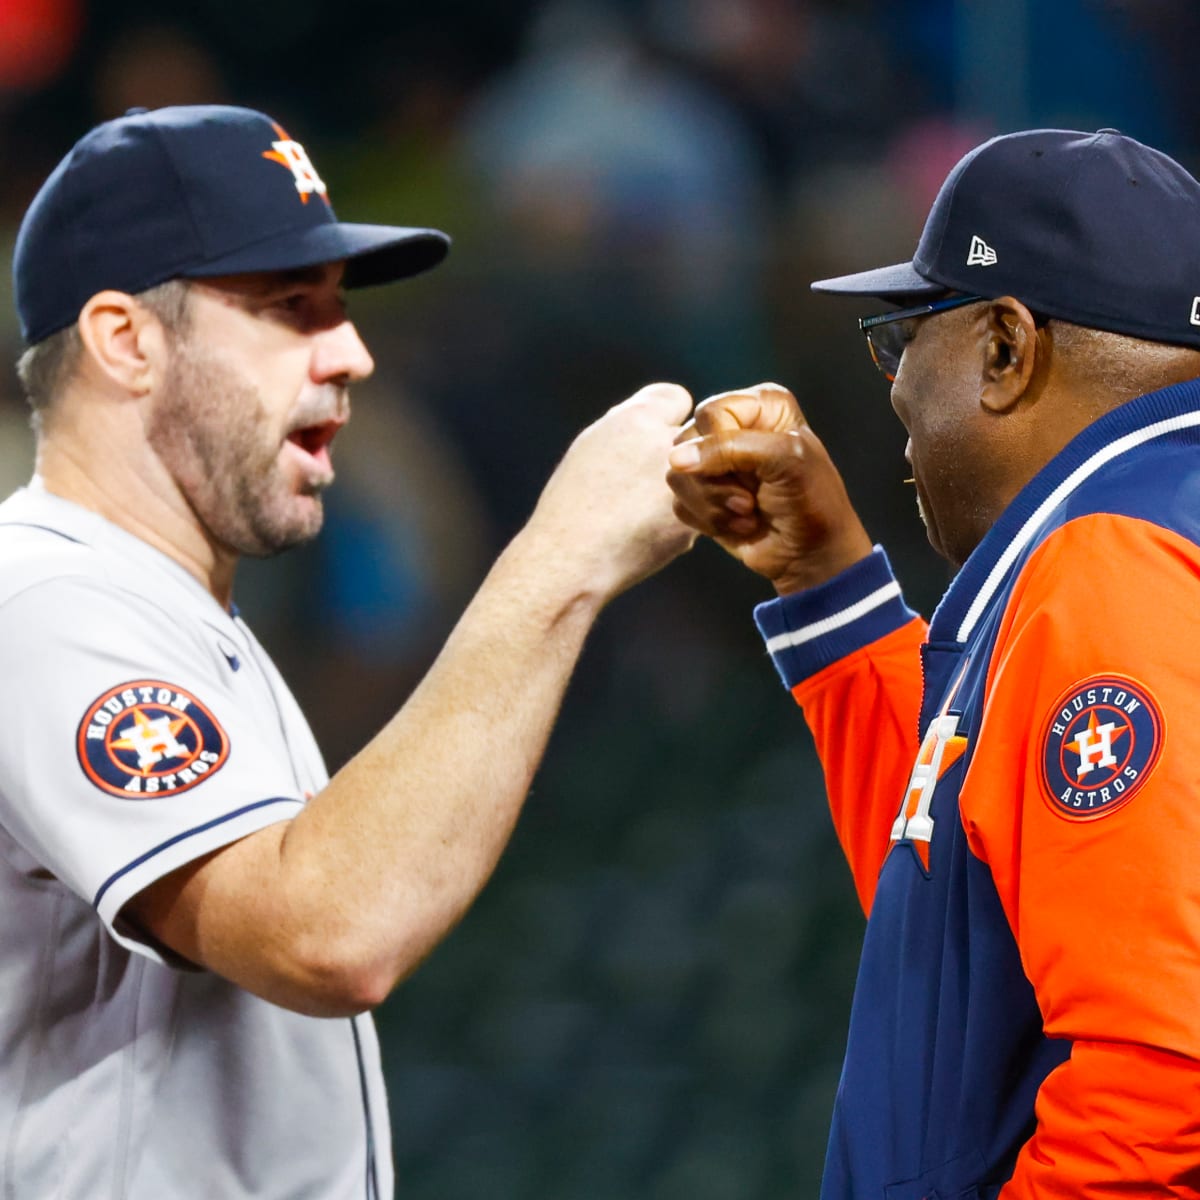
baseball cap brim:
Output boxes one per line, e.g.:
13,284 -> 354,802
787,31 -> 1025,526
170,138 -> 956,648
181,220 -> 450,288
810,259 -> 943,300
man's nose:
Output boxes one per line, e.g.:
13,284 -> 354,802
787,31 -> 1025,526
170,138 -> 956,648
311,319 -> 375,385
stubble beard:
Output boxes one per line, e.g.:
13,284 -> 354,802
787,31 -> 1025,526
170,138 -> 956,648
148,340 -> 329,559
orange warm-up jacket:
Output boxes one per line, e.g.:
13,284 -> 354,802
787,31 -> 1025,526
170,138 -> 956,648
754,382 -> 1200,1199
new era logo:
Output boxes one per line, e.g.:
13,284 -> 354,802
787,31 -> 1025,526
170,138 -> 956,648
967,236 -> 997,267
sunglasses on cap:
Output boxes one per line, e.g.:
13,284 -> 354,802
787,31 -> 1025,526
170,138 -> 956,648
858,293 -> 985,381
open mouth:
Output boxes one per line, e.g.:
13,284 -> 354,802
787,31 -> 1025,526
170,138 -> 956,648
286,419 -> 343,469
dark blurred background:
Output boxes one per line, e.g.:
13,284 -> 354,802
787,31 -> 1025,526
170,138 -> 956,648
1,1 -> 1196,1195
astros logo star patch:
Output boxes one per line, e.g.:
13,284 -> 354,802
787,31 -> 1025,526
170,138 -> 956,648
1039,674 -> 1164,821
77,680 -> 229,799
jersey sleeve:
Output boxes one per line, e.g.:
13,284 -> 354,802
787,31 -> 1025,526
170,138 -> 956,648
0,574 -> 306,963
754,547 -> 927,913
960,514 -> 1200,1195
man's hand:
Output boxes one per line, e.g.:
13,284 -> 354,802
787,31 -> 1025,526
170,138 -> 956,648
528,382 -> 698,603
126,383 -> 699,1018
667,382 -> 873,594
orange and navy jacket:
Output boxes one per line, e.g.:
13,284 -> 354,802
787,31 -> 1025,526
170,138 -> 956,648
753,380 -> 1200,1199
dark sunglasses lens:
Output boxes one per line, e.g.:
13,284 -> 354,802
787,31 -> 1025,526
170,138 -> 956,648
868,323 -> 908,380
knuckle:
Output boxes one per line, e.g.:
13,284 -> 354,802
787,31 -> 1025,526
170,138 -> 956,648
631,381 -> 692,414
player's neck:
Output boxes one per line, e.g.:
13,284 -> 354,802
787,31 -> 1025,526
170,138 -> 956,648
35,428 -> 239,609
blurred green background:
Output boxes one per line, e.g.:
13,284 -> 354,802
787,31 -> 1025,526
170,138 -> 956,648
1,1 -> 1196,1194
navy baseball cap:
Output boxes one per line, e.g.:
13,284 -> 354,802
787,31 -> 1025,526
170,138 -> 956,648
812,128 -> 1200,348
14,104 -> 451,344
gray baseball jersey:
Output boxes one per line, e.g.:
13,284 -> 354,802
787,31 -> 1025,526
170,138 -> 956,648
0,483 -> 392,1199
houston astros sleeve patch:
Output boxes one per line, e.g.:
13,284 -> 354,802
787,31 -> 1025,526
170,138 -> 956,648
1039,674 -> 1164,821
77,680 -> 230,798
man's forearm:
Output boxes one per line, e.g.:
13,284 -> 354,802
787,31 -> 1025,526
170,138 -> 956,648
127,384 -> 695,1015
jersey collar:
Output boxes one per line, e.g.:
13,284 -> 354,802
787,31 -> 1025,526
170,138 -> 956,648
0,479 -> 234,617
930,376 -> 1200,644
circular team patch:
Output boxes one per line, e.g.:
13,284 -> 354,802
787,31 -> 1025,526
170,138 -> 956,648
77,680 -> 229,799
1039,674 -> 1164,821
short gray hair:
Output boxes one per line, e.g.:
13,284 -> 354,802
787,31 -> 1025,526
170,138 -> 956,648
15,279 -> 193,426
1048,319 -> 1200,398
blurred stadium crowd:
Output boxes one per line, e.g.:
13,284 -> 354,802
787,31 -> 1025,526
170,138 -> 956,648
0,1 -> 1197,1195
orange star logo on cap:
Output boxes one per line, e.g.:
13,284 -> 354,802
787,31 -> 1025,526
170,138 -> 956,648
262,121 -> 329,205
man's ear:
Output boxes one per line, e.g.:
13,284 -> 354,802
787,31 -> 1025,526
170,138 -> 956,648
77,290 -> 169,397
980,296 -> 1040,414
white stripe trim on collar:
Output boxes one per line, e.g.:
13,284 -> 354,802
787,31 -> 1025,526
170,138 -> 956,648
955,411 -> 1200,643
